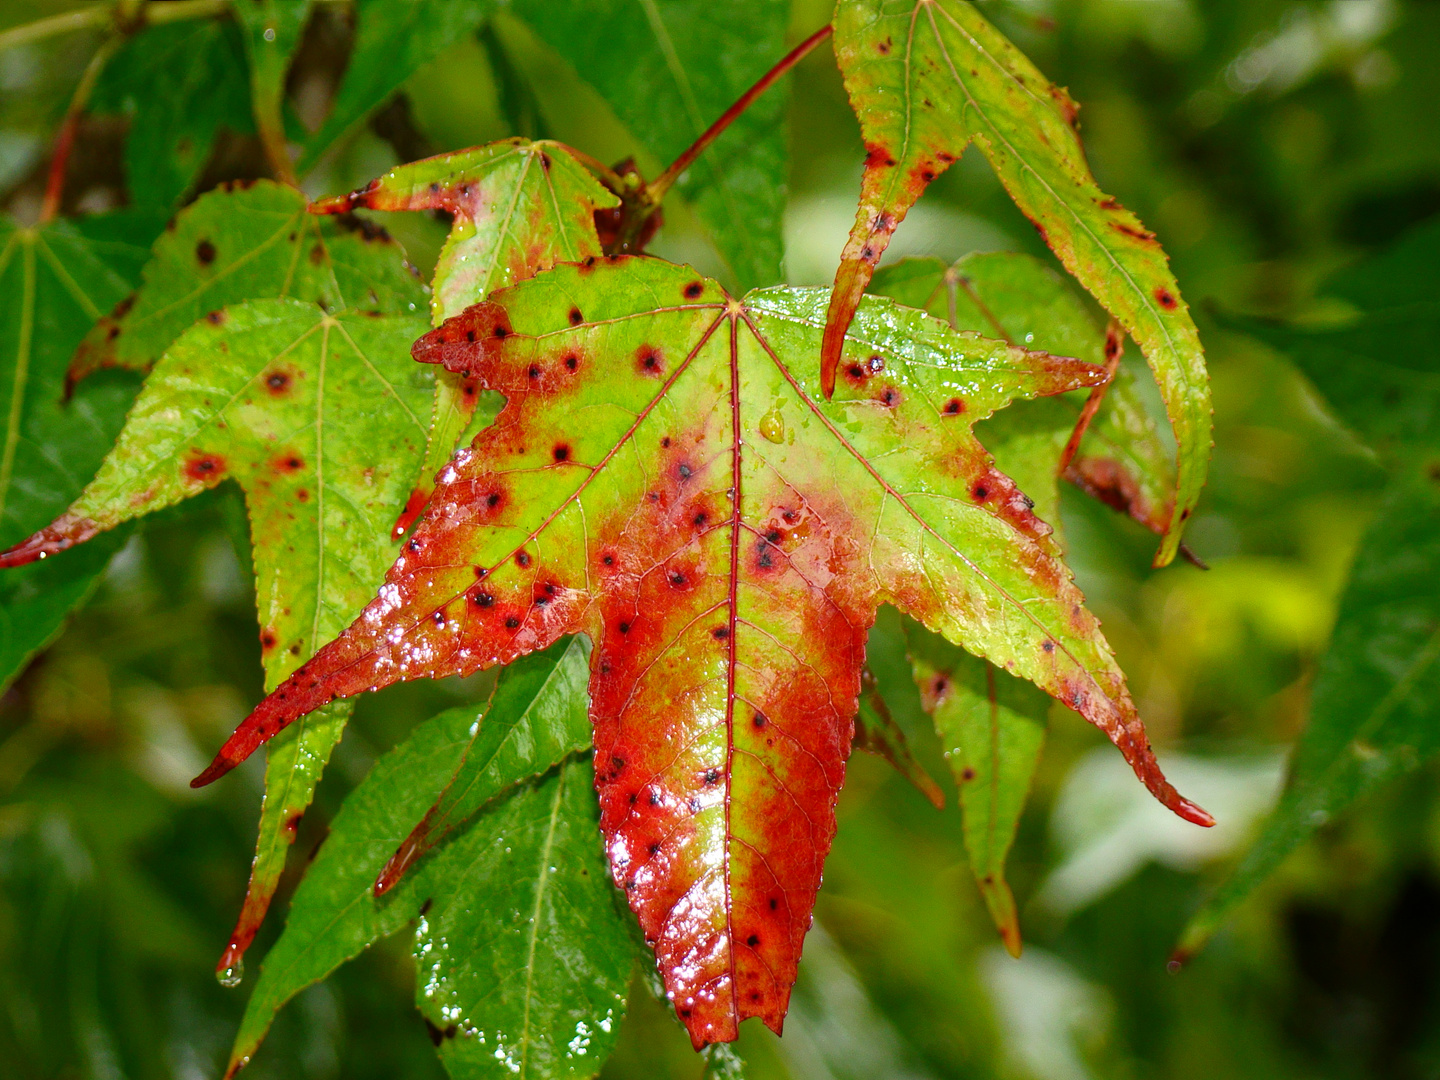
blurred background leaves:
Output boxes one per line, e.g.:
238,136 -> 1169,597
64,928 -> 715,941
2,0 -> 1439,1078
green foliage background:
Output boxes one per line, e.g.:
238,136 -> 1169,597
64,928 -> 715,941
2,1 -> 1439,1078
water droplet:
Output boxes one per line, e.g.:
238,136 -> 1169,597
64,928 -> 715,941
217,958 -> 244,988
759,406 -> 785,443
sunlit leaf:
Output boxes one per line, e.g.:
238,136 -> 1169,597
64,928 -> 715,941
69,180 -> 423,385
190,256 -> 1209,1047
228,638 -> 609,1079
2,299 -> 433,972
312,140 -> 618,534
824,0 -> 1209,565
871,252 -> 1174,535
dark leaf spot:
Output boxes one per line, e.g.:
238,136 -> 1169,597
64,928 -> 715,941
196,239 -> 216,264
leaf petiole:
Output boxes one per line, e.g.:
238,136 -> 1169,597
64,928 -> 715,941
648,23 -> 833,202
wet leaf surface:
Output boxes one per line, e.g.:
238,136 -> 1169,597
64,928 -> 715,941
189,255 -> 1208,1047
824,0 -> 1208,564
871,252 -> 1175,537
229,639 -> 609,1079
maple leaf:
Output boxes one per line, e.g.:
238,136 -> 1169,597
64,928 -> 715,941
821,0 -> 1209,567
187,255 -> 1209,1046
1,298 -> 433,977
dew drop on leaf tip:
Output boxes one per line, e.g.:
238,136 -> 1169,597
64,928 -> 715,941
217,958 -> 244,988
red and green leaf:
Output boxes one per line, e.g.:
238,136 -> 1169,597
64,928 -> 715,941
312,139 -> 619,533
185,256 -> 1208,1047
822,0 -> 1209,566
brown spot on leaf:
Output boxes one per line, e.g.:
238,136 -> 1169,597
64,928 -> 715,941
196,239 -> 216,265
184,453 -> 225,482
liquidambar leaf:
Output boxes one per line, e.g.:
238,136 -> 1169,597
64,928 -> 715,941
312,139 -> 618,534
228,639 -> 605,1079
871,253 -> 1174,535
907,623 -> 1046,956
193,256 -> 1209,1046
823,0 -> 1209,566
2,299 -> 433,972
70,180 -> 422,385
854,669 -> 945,811
1178,464 -> 1440,959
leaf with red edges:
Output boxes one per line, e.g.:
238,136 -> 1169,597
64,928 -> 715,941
822,0 -> 1209,566
312,139 -> 619,538
190,255 -> 1210,1047
871,253 -> 1175,537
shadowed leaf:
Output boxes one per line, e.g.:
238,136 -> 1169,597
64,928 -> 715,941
90,17 -> 254,208
1179,464 -> 1440,959
509,0 -> 790,289
907,623 -> 1046,956
189,255 -> 1208,1046
300,0 -> 495,171
2,299 -> 433,974
0,210 -> 162,691
824,0 -> 1208,565
854,668 -> 945,810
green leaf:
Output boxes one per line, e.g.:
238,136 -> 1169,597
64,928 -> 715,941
227,637 -> 598,1078
854,671 -> 945,811
512,0 -> 790,289
871,252 -> 1174,535
202,256 -> 1211,1047
312,140 -> 618,534
3,298 -> 434,970
90,17 -> 254,207
300,0 -> 495,172
1236,216 -> 1440,457
0,210 -> 162,690
414,756 -> 632,1080
824,0 -> 1209,565
906,623 -> 1046,956
1178,464 -> 1440,958
69,179 -> 423,384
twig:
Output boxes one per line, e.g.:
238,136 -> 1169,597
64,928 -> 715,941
39,30 -> 123,224
0,0 -> 229,54
648,23 -> 833,201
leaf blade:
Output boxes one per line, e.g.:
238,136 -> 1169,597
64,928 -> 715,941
195,256 -> 1207,1046
824,0 -> 1209,564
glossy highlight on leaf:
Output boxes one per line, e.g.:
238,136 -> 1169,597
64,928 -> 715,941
870,252 -> 1174,537
227,639 -> 616,1080
823,0 -> 1209,565
192,255 -> 1209,1047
